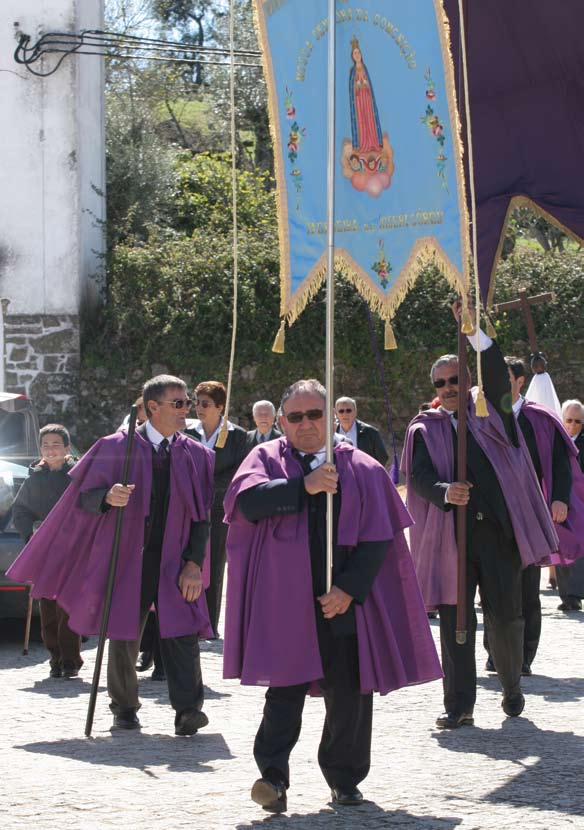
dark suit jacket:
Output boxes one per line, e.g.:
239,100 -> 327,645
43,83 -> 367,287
245,426 -> 282,451
410,341 -> 518,539
185,423 -> 248,511
335,419 -> 389,467
575,432 -> 584,473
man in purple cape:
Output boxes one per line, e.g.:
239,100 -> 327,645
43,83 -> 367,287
402,324 -> 558,730
223,379 -> 441,814
484,357 -> 584,673
8,375 -> 215,736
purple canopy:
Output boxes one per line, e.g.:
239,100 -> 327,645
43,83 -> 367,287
444,0 -> 584,305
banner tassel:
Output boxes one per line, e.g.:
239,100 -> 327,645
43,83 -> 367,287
486,315 -> 497,339
272,319 -> 286,353
215,420 -> 228,449
461,302 -> 474,335
384,319 -> 398,350
475,387 -> 489,418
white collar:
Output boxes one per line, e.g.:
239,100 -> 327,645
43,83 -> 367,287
188,416 -> 234,450
512,395 -> 524,416
145,420 -> 176,447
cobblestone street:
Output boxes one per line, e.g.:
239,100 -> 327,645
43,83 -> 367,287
1,582 -> 583,830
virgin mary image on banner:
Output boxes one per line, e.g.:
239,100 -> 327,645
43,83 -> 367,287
341,36 -> 395,198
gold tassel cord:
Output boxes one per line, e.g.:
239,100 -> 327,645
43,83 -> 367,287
486,315 -> 497,339
457,0 -> 488,418
272,319 -> 286,353
384,319 -> 398,350
217,0 -> 240,449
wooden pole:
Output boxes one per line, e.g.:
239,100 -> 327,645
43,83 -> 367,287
456,318 -> 468,645
85,406 -> 138,737
22,585 -> 33,655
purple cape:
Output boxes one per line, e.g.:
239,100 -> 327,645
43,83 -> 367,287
7,430 -> 215,640
401,392 -> 559,609
222,437 -> 442,696
520,400 -> 584,566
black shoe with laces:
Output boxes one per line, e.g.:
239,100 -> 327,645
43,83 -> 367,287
174,708 -> 209,736
435,711 -> 474,729
112,711 -> 141,730
49,665 -> 62,679
331,787 -> 364,806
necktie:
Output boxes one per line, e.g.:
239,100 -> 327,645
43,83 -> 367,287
159,438 -> 170,455
299,453 -> 316,475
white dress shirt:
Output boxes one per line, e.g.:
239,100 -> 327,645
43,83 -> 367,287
145,420 -> 176,450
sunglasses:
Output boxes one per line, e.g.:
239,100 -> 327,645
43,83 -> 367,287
565,418 -> 582,425
433,375 -> 459,389
283,409 -> 324,424
194,399 -> 215,409
337,408 -> 354,414
159,398 -> 192,410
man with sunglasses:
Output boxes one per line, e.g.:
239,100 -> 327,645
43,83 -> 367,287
402,307 -> 558,730
555,399 -> 584,611
8,375 -> 215,736
223,378 -> 441,813
334,396 -> 389,466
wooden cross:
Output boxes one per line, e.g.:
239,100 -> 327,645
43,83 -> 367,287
493,289 -> 554,353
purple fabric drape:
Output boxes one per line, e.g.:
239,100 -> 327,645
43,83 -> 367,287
443,0 -> 584,303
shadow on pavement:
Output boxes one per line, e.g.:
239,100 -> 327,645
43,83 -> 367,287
435,718 -> 584,816
20,677 -> 105,698
17,731 -> 233,773
476,673 -> 584,703
236,804 -> 462,829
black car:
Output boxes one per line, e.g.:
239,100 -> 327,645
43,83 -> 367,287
0,393 -> 40,619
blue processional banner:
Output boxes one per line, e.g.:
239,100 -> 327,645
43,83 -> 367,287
255,0 -> 470,343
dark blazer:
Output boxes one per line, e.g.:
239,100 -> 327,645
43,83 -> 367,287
12,459 -> 75,542
245,426 -> 282,451
410,342 -> 518,539
185,422 -> 248,511
335,419 -> 389,467
575,432 -> 584,473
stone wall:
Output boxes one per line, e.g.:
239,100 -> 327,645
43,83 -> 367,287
4,314 -> 80,419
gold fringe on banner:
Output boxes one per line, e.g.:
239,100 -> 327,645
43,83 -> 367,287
272,319 -> 286,353
384,319 -> 398,350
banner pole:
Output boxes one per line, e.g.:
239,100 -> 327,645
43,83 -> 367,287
325,0 -> 336,593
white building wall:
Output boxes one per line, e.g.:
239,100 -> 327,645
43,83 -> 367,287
0,0 -> 105,415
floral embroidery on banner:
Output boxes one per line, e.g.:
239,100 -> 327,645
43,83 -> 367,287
371,239 -> 392,289
421,68 -> 448,190
284,86 -> 306,210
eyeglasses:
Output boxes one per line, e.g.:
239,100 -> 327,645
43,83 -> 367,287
283,409 -> 324,424
433,375 -> 459,389
159,398 -> 192,410
194,399 -> 215,409
337,408 -> 354,414
565,418 -> 582,425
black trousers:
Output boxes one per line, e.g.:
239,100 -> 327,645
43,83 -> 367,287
205,505 -> 228,636
139,610 -> 163,670
107,553 -> 204,721
439,517 -> 524,714
483,563 -> 541,668
40,598 -> 83,670
253,622 -> 372,791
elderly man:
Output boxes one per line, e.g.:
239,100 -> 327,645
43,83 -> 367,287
334,396 -> 388,466
9,375 -> 215,735
402,316 -> 558,728
556,399 -> 584,611
223,379 -> 441,813
246,399 -> 281,449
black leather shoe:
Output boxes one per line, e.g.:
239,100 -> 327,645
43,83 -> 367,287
136,651 -> 154,671
49,666 -> 62,679
62,662 -> 79,679
435,711 -> 474,729
485,656 -> 496,673
112,712 -> 141,730
331,787 -> 364,806
502,691 -> 525,717
150,667 -> 166,681
558,597 -> 582,611
174,708 -> 209,736
521,663 -> 532,677
251,778 -> 287,813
